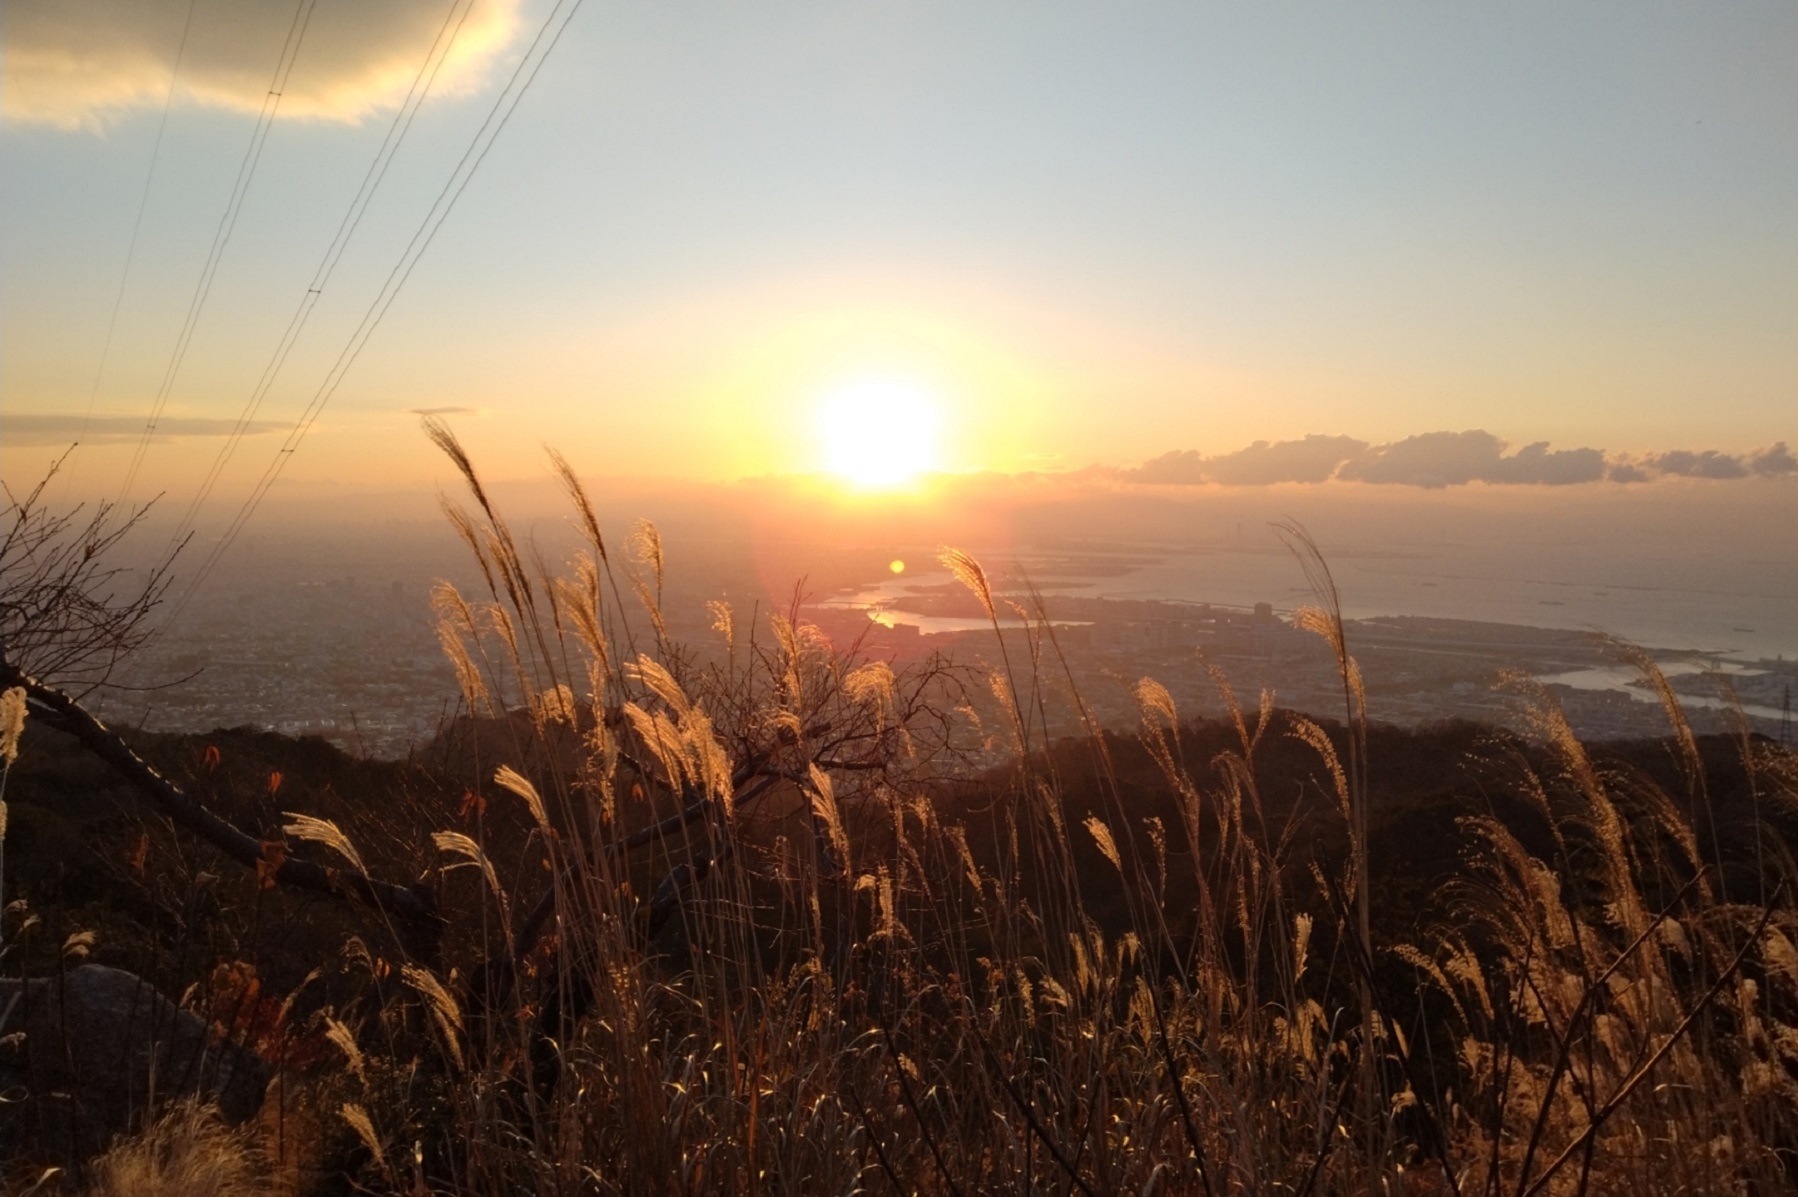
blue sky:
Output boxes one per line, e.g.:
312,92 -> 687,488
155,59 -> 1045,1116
3,1 -> 1794,500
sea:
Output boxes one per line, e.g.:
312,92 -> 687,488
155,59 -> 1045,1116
828,538 -> 1798,724
837,542 -> 1797,661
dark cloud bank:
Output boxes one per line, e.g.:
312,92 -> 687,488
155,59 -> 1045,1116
1126,430 -> 1795,489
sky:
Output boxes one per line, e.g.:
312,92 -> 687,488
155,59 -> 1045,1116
3,1 -> 1795,511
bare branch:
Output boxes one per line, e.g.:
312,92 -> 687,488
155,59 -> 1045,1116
4,661 -> 444,959
1,452 -> 184,696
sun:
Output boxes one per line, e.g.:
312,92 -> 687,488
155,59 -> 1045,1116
818,379 -> 942,488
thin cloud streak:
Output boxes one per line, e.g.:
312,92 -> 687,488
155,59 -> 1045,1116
3,414 -> 289,446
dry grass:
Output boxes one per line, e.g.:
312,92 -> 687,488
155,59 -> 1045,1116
28,426 -> 1798,1195
258,429 -> 1787,1195
82,1101 -> 264,1197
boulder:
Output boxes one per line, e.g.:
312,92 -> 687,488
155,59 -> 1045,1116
0,964 -> 270,1163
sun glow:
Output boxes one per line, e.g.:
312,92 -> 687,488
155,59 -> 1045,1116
818,379 -> 942,489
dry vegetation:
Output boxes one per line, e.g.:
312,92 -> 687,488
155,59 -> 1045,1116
5,426 -> 1798,1194
80,1101 -> 266,1197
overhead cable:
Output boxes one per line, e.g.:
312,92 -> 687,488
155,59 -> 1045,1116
165,0 -> 588,629
116,0 -> 319,506
72,0 -> 201,463
165,0 -> 485,553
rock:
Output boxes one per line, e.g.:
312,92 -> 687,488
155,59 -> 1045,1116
0,964 -> 270,1164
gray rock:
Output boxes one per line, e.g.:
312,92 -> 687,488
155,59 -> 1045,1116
0,964 -> 270,1163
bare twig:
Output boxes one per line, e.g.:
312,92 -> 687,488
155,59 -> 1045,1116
6,663 -> 443,957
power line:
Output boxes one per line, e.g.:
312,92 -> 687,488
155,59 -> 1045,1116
116,0 -> 319,506
165,0 -> 484,553
164,0 -> 588,629
72,0 -> 200,458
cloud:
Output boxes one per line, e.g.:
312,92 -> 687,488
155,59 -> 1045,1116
1482,440 -> 1608,485
1638,442 -> 1797,480
1127,450 -> 1204,484
1336,430 -> 1606,488
1124,431 -> 1791,489
407,406 -> 478,417
3,413 -> 288,446
1128,434 -> 1369,485
1749,442 -> 1796,477
3,0 -> 525,130
1127,429 -> 1607,489
1209,434 -> 1369,484
1643,448 -> 1747,480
